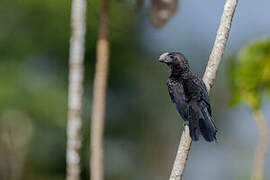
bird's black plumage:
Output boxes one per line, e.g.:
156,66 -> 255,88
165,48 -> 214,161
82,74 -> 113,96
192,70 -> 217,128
159,52 -> 217,142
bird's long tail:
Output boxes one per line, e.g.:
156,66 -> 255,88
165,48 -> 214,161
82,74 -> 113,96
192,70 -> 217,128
199,107 -> 217,142
188,107 -> 200,141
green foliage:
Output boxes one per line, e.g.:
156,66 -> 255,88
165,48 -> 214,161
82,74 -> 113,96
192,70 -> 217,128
228,39 -> 270,110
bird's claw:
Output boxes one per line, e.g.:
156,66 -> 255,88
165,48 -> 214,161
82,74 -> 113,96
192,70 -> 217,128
183,121 -> 189,131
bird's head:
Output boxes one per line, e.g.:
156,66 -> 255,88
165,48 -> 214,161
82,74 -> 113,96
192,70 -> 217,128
158,52 -> 190,72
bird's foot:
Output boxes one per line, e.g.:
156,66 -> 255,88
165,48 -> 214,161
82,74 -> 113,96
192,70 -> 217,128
182,121 -> 189,131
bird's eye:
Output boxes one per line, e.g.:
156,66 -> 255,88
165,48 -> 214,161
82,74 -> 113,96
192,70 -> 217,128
171,56 -> 177,61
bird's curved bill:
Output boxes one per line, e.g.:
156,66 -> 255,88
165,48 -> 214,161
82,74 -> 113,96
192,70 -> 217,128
158,52 -> 169,63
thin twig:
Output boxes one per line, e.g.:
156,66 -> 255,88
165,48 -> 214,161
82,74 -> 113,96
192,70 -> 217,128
169,0 -> 238,179
66,0 -> 87,180
90,0 -> 110,180
251,110 -> 269,180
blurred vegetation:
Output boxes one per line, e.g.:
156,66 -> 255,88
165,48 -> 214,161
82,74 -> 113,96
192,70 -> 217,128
228,39 -> 270,110
0,0 -> 141,179
228,39 -> 270,180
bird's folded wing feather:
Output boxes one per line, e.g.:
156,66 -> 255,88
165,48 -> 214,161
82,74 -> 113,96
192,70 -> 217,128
167,81 -> 189,121
191,77 -> 212,115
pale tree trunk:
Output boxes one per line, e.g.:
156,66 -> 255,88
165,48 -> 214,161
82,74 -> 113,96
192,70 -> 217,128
169,0 -> 238,179
66,0 -> 87,179
251,110 -> 269,180
90,0 -> 110,180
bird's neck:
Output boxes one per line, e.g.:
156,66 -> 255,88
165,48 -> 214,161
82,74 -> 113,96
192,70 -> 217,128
170,65 -> 190,79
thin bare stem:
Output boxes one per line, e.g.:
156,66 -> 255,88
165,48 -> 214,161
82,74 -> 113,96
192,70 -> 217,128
66,0 -> 87,180
169,126 -> 192,180
251,110 -> 269,180
90,0 -> 110,180
202,0 -> 238,90
169,0 -> 238,179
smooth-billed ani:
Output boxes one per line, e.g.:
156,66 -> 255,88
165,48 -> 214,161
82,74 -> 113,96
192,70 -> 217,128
159,52 -> 217,142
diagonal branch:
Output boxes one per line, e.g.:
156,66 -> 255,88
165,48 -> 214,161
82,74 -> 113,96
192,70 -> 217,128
90,0 -> 110,180
66,0 -> 87,180
169,0 -> 238,179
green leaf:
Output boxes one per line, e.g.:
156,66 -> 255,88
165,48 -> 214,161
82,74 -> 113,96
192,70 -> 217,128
227,38 -> 270,110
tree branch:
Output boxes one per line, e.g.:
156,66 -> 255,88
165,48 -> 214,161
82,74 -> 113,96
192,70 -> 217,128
251,110 -> 269,180
66,0 -> 87,180
169,0 -> 238,179
90,0 -> 110,180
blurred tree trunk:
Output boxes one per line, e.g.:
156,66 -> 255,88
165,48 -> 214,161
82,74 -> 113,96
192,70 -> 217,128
90,0 -> 110,180
66,0 -> 87,179
169,0 -> 238,179
0,110 -> 34,180
251,109 -> 269,180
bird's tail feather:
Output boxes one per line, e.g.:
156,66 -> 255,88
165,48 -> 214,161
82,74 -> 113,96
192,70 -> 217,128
189,126 -> 200,141
188,107 -> 200,141
199,107 -> 217,142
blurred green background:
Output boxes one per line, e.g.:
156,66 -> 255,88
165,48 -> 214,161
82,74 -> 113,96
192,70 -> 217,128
0,0 -> 270,180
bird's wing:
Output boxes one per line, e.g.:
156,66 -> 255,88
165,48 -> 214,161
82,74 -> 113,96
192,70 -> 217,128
189,76 -> 216,141
167,80 -> 189,121
191,76 -> 212,115
201,81 -> 212,115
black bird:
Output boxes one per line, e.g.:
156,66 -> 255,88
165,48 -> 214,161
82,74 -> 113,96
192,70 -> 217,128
159,52 -> 217,142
